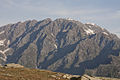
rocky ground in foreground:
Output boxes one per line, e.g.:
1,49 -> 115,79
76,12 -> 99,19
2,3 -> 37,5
0,64 -> 120,80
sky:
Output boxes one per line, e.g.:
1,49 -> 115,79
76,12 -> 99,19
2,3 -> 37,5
0,0 -> 120,37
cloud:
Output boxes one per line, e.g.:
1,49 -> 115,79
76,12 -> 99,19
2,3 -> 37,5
50,9 -> 109,16
0,0 -> 120,37
0,0 -> 21,8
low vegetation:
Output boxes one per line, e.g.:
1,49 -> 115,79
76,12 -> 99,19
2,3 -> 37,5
0,64 -> 120,80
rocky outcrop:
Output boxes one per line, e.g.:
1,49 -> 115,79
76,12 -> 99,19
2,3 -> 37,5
80,74 -> 101,80
4,63 -> 24,68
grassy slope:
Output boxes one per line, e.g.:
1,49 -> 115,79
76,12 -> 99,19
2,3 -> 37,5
0,66 -> 120,80
0,66 -> 68,80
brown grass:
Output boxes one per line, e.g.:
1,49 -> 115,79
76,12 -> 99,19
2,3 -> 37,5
0,66 -> 119,80
0,67 -> 67,80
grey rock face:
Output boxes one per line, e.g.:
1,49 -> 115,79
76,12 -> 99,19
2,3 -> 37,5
0,18 -> 120,78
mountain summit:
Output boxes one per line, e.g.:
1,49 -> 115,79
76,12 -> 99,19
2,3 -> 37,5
0,18 -> 120,78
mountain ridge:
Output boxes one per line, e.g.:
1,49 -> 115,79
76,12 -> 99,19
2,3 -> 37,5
0,18 -> 120,78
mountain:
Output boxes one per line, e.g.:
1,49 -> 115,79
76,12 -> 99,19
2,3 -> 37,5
0,18 -> 120,78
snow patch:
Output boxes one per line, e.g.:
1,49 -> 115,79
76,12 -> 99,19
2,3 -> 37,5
67,18 -> 73,20
0,50 -> 3,53
86,22 -> 95,25
101,27 -> 105,30
0,48 -> 10,61
88,25 -> 92,28
51,33 -> 54,37
54,44 -> 57,49
103,32 -> 108,35
0,57 -> 6,61
0,31 -> 5,35
63,30 -> 67,32
3,48 -> 10,53
0,48 -> 10,54
0,39 -> 6,46
7,40 -> 10,45
84,28 -> 95,35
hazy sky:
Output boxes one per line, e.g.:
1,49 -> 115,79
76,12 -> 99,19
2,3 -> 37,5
0,0 -> 120,37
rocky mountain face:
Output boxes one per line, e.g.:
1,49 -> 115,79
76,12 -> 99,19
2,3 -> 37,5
0,18 -> 120,78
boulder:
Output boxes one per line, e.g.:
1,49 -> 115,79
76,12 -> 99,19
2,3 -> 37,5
81,74 -> 101,80
4,63 -> 24,68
